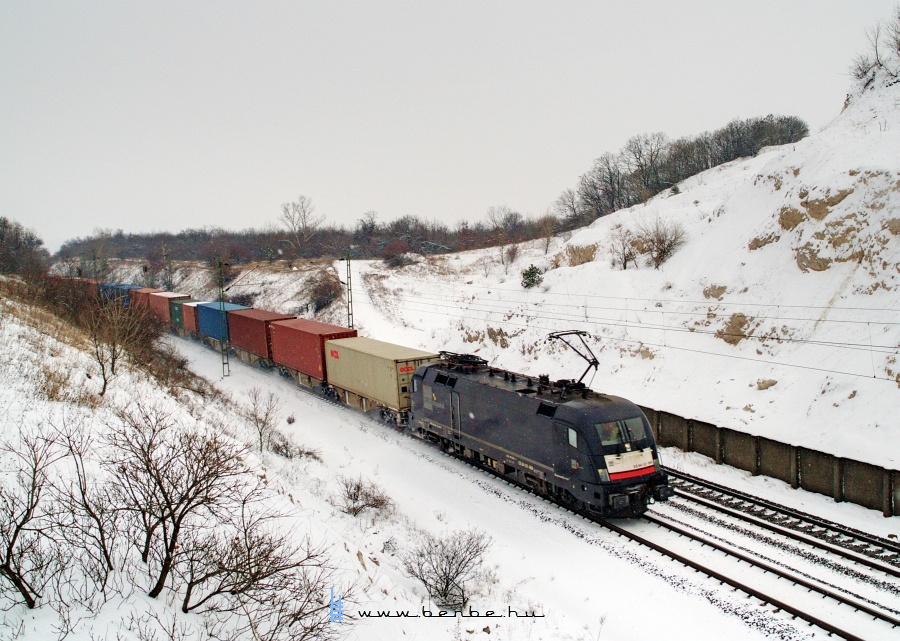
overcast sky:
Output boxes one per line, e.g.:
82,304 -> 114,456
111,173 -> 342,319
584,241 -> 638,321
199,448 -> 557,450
2,1 -> 897,253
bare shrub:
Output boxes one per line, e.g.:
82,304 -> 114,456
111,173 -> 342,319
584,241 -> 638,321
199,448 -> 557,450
500,244 -> 520,274
175,489 -> 336,618
49,420 -> 121,599
634,216 -> 687,269
308,269 -> 342,313
402,528 -> 491,609
244,387 -> 283,452
565,243 -> 598,266
608,224 -> 638,270
0,427 -> 65,609
537,213 -> 557,254
337,476 -> 392,516
86,301 -> 137,395
475,256 -> 495,277
269,429 -> 321,462
103,401 -> 249,598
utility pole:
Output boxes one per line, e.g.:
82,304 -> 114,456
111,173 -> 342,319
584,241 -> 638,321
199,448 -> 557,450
344,250 -> 353,329
216,257 -> 230,377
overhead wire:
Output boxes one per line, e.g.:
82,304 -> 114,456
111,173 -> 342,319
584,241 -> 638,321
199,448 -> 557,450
348,286 -> 899,382
353,289 -> 900,354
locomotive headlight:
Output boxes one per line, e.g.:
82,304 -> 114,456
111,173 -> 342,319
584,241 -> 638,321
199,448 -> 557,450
597,469 -> 609,482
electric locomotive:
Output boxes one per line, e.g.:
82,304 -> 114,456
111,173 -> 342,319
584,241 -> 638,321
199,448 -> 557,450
408,335 -> 672,517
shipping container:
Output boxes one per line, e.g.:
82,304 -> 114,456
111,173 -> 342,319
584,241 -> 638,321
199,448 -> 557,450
131,288 -> 164,310
196,302 -> 249,343
170,299 -> 199,329
149,292 -> 191,324
270,319 -> 357,383
323,337 -> 439,412
99,283 -> 141,306
182,302 -> 201,333
228,309 -> 295,360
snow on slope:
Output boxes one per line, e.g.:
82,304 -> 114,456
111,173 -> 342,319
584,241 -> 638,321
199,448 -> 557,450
2,278 -> 813,641
343,72 -> 900,471
99,73 -> 897,469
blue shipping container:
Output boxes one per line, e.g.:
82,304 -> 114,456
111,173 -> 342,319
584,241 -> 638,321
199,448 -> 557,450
99,283 -> 142,306
196,302 -> 250,343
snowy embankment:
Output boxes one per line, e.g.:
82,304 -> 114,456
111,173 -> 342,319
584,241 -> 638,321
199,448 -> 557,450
101,76 -> 899,474
8,274 -> 892,640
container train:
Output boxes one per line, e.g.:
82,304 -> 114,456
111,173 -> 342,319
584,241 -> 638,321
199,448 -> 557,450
75,278 -> 672,517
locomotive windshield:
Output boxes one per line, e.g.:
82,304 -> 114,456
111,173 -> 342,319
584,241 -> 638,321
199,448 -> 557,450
596,417 -> 649,448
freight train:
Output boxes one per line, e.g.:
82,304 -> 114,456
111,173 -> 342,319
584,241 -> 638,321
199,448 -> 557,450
73,279 -> 672,517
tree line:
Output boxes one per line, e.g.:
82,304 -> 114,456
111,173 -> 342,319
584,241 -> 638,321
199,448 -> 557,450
42,111 -> 806,273
559,114 -> 808,228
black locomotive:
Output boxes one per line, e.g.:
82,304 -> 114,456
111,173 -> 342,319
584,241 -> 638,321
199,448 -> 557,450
409,349 -> 672,517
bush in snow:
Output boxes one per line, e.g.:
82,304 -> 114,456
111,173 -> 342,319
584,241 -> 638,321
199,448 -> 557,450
244,386 -> 283,452
337,475 -> 393,516
403,527 -> 491,609
634,216 -> 687,269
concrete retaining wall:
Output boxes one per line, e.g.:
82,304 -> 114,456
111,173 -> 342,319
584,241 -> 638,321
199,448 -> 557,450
638,404 -> 896,517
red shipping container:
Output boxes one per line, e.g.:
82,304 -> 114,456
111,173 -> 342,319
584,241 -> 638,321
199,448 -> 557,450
270,318 -> 357,380
148,292 -> 190,324
131,288 -> 163,310
182,302 -> 200,332
228,309 -> 295,359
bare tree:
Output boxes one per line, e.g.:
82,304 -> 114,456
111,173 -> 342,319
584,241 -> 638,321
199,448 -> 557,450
623,133 -> 668,201
86,300 -> 152,396
634,216 -> 687,269
608,224 -> 637,270
403,528 -> 491,609
499,243 -> 519,275
245,387 -> 283,452
280,195 -> 324,253
49,420 -> 121,598
103,401 -> 249,599
0,428 -> 65,609
536,213 -> 557,254
553,188 -> 582,227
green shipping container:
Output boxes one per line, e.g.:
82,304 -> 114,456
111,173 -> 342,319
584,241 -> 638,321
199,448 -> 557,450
170,299 -> 198,329
324,337 -> 440,412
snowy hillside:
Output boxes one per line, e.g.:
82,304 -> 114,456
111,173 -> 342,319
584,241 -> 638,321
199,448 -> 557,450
5,269 -> 898,641
100,71 -> 899,472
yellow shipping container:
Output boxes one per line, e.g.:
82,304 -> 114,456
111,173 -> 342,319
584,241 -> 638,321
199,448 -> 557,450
324,337 -> 440,411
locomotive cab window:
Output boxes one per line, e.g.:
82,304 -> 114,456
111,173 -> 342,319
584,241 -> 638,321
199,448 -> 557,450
568,428 -> 578,449
596,417 -> 649,446
412,378 -> 418,393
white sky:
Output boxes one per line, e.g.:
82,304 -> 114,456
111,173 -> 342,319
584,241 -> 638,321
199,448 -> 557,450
2,1 -> 897,252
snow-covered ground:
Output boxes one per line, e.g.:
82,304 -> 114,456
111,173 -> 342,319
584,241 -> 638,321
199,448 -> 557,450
102,69 -> 898,470
22,68 -> 897,640
4,285 -> 895,641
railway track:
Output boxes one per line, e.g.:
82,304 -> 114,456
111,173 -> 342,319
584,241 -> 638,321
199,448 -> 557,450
664,468 -> 900,569
177,337 -> 900,639
272,378 -> 900,639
